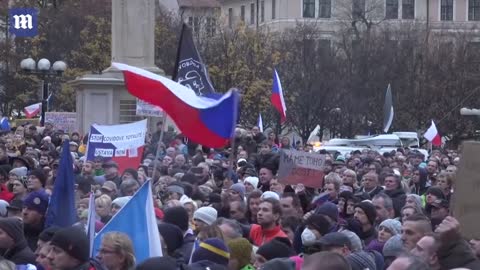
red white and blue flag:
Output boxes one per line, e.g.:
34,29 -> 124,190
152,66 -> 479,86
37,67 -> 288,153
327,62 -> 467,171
424,120 -> 441,147
113,62 -> 238,148
271,69 -> 286,123
24,102 -> 41,118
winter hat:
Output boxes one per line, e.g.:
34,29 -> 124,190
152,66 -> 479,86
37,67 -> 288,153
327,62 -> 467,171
426,186 -> 446,200
256,237 -> 294,260
262,258 -> 295,270
122,168 -> 138,180
340,230 -> 363,252
0,217 -> 24,242
136,256 -> 177,270
39,226 -> 61,242
314,202 -> 339,222
229,183 -> 246,198
244,177 -> 259,189
382,235 -> 404,258
379,219 -> 401,236
0,200 -> 9,217
166,185 -> 185,196
112,196 -> 132,209
191,238 -> 230,266
9,166 -> 27,178
305,214 -> 331,236
354,201 -> 377,225
163,206 -> 190,231
193,207 -> 218,225
158,223 -> 184,254
50,226 -> 89,262
346,251 -> 377,270
23,191 -> 49,215
261,191 -> 280,201
227,238 -> 253,268
28,168 -> 47,187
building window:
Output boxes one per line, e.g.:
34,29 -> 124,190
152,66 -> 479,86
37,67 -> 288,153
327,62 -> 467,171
441,0 -> 453,20
402,0 -> 415,19
250,3 -> 255,24
272,0 -> 276,19
261,1 -> 265,22
119,100 -> 143,124
385,0 -> 398,19
188,17 -> 193,27
228,8 -> 233,28
241,5 -> 245,22
352,0 -> 366,19
319,0 -> 331,18
303,0 -> 315,18
193,17 -> 200,33
206,17 -> 216,36
469,0 -> 480,20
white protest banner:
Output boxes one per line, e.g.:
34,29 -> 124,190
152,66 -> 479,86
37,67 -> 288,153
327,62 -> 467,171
452,141 -> 480,240
45,112 -> 77,133
277,150 -> 326,188
136,99 -> 163,117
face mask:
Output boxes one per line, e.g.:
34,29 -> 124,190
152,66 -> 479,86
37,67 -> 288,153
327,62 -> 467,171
301,228 -> 317,246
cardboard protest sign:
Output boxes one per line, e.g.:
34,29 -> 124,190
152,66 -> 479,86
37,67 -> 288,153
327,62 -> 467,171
45,112 -> 77,133
86,119 -> 147,172
136,99 -> 163,117
277,150 -> 326,188
451,141 -> 480,240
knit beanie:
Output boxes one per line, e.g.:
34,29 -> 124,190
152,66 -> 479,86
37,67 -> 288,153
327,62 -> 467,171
227,238 -> 253,268
230,183 -> 246,198
346,251 -> 377,270
263,258 -> 295,270
191,238 -> 230,266
163,206 -> 190,231
314,202 -> 339,222
39,226 -> 61,242
158,223 -> 184,254
261,191 -> 280,201
50,226 -> 89,262
9,166 -> 27,178
0,217 -> 24,242
122,168 -> 138,180
23,191 -> 49,215
244,177 -> 259,189
355,201 -> 377,225
193,207 -> 218,225
383,235 -> 404,258
256,237 -> 294,260
379,219 -> 401,236
426,186 -> 446,200
28,168 -> 47,187
112,196 -> 132,209
305,214 -> 331,236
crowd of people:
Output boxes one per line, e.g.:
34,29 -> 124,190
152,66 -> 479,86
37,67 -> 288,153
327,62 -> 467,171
0,120 -> 477,270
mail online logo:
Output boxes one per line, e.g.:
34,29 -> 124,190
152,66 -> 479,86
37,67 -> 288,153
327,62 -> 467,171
9,8 -> 38,37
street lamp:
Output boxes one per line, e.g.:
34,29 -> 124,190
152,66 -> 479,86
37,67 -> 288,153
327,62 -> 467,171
20,58 -> 66,126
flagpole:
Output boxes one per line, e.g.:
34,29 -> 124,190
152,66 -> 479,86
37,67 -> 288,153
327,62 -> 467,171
151,114 -> 167,183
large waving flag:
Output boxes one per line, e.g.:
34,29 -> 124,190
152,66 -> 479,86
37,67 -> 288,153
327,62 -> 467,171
383,83 -> 394,133
424,120 -> 441,147
173,24 -> 215,96
45,140 -> 77,228
24,102 -> 41,118
113,62 -> 239,148
93,180 -> 162,263
271,69 -> 287,123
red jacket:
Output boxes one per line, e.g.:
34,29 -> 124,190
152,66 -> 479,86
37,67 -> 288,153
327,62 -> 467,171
249,224 -> 288,246
0,184 -> 14,202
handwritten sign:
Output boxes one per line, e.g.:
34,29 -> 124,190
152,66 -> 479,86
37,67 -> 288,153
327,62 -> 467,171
45,112 -> 77,133
277,150 -> 326,188
452,141 -> 480,240
136,99 -> 163,117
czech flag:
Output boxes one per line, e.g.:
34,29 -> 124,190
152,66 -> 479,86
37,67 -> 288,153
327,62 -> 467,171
113,62 -> 239,148
271,69 -> 286,123
24,102 -> 41,118
424,120 -> 441,147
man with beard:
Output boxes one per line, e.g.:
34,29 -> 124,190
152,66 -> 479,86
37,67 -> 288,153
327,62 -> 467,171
102,161 -> 122,188
249,198 -> 287,246
258,167 -> 274,192
22,191 -> 50,251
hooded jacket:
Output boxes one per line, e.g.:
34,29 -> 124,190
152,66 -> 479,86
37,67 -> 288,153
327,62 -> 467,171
383,188 -> 406,217
0,217 -> 36,264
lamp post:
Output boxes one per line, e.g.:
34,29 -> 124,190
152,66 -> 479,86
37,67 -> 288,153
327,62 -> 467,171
20,58 -> 66,126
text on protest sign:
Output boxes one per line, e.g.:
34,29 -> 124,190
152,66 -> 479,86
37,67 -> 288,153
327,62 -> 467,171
136,99 -> 163,117
452,141 -> 480,240
277,150 -> 326,188
45,112 -> 77,133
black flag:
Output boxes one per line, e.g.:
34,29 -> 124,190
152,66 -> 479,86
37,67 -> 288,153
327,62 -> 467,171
173,24 -> 216,96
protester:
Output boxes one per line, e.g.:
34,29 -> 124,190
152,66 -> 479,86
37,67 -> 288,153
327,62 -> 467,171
97,232 -> 135,270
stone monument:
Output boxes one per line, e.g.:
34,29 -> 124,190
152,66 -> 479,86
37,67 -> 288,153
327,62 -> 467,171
71,0 -> 163,133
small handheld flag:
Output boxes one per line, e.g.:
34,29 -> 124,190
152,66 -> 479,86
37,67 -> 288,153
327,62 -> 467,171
383,84 -> 394,133
24,102 -> 41,118
258,113 -> 263,132
424,120 -> 441,147
271,69 -> 287,123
